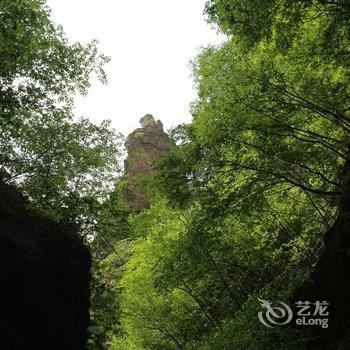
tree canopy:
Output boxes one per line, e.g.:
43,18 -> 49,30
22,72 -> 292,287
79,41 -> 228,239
2,0 -> 349,349
92,1 -> 350,349
0,0 -> 122,232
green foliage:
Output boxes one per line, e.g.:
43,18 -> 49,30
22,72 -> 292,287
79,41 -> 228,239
79,0 -> 350,350
93,180 -> 133,245
89,240 -> 133,349
105,192 -> 318,348
205,0 -> 278,44
92,0 -> 350,349
154,125 -> 202,209
134,131 -> 146,139
0,0 -> 121,233
113,200 -> 207,350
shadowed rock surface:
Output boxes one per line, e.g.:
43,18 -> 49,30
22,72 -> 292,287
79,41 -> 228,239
307,209 -> 350,349
294,164 -> 350,349
0,181 -> 91,350
124,114 -> 173,210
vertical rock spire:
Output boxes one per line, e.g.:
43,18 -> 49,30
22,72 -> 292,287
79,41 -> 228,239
124,114 -> 173,210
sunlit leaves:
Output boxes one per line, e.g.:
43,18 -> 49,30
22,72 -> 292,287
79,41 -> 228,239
0,0 -> 121,229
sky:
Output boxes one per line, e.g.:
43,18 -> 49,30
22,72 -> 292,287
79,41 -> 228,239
46,0 -> 223,136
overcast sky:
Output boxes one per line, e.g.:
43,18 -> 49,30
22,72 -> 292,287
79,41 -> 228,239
46,0 -> 223,136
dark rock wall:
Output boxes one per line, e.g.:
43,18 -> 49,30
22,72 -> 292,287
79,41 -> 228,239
306,205 -> 350,348
0,182 -> 91,349
295,163 -> 350,349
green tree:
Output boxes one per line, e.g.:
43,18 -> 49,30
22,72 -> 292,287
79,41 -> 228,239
142,0 -> 350,348
0,0 -> 122,233
84,1 -> 350,349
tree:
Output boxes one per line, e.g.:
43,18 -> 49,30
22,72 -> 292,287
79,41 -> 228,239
0,0 -> 122,233
81,0 -> 350,348
150,0 -> 350,347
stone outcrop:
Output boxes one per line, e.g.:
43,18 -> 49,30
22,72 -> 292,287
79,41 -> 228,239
124,114 -> 173,210
294,161 -> 350,349
302,206 -> 350,348
0,181 -> 91,349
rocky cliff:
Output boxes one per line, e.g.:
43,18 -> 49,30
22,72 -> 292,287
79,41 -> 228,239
0,181 -> 91,349
124,114 -> 173,210
297,179 -> 350,349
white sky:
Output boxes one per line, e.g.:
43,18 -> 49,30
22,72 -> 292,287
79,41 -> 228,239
46,0 -> 223,136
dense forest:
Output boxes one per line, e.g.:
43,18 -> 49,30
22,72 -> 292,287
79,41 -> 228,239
1,0 -> 350,349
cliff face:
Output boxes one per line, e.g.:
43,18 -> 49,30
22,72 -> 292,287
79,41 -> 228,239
0,182 -> 91,349
298,185 -> 350,349
291,161 -> 350,349
124,114 -> 173,210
